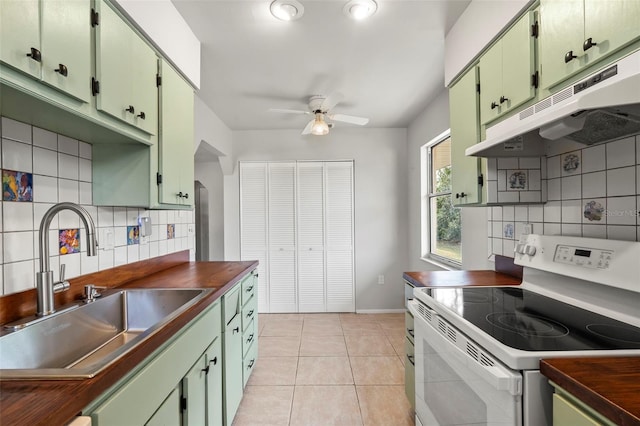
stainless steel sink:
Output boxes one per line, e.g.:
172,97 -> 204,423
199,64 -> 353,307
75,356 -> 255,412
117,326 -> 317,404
0,288 -> 211,380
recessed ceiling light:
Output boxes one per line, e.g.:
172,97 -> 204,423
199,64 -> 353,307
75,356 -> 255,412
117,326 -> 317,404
270,0 -> 304,21
343,0 -> 377,21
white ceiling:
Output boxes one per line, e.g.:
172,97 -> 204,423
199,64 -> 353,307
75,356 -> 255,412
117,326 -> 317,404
172,0 -> 471,132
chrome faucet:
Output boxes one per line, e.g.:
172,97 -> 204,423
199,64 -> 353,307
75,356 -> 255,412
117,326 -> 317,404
36,202 -> 99,317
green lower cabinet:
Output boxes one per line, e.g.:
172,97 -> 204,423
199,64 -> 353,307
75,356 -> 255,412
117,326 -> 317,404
146,386 -> 181,426
404,311 -> 415,410
182,352 -> 208,426
552,385 -> 616,426
223,314 -> 244,426
205,339 -> 224,426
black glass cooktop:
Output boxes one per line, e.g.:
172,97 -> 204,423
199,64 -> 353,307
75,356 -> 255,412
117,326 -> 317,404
424,287 -> 640,351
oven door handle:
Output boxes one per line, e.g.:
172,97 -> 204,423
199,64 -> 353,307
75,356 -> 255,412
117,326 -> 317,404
409,300 -> 522,396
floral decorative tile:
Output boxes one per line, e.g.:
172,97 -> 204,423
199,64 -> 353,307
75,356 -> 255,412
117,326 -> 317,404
59,229 -> 80,255
561,151 -> 581,175
127,225 -> 140,245
506,170 -> 528,191
584,200 -> 606,222
167,224 -> 175,239
2,169 -> 33,202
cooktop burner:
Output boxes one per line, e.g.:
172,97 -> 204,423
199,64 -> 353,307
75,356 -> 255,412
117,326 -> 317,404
424,287 -> 640,351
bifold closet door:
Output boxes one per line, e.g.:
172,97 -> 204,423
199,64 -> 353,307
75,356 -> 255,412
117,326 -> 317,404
297,162 -> 326,312
268,163 -> 297,312
326,162 -> 355,312
239,163 -> 269,312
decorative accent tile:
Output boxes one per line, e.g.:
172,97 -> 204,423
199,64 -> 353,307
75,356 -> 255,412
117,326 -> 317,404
167,224 -> 175,239
503,223 -> 514,239
561,151 -> 581,175
507,170 -> 528,190
2,170 -> 32,201
583,199 -> 606,223
59,229 -> 80,255
127,225 -> 140,245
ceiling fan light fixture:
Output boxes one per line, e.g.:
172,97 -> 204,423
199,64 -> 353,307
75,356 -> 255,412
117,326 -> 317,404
311,113 -> 330,136
270,0 -> 304,21
343,0 -> 377,20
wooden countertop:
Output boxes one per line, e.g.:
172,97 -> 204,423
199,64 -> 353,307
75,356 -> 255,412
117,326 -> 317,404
541,357 -> 640,426
403,270 -> 522,288
0,258 -> 258,426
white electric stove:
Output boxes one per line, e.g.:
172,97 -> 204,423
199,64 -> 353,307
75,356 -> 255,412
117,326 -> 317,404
409,234 -> 640,426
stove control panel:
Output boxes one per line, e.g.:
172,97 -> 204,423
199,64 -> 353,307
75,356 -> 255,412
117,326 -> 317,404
554,245 -> 613,269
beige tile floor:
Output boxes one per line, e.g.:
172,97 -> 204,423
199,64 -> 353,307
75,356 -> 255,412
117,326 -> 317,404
232,313 -> 415,426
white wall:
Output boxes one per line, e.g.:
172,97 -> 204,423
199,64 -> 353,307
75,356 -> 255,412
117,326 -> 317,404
444,0 -> 532,85
406,89 -> 492,271
224,128 -> 409,311
113,0 -> 201,88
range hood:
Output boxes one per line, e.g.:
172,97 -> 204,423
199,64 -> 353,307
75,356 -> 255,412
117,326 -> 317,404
467,49 -> 640,157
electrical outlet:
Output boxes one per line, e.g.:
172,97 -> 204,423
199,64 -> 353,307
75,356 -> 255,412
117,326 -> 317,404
102,228 -> 114,250
187,224 -> 195,235
377,275 -> 385,285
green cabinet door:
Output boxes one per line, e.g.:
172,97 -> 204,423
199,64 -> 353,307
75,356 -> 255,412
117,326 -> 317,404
0,0 -> 40,78
95,0 -> 134,125
182,352 -> 208,426
480,11 -> 535,125
479,40 -> 503,125
539,0 -> 585,90
95,0 -> 157,134
501,11 -> 536,112
223,315 -> 243,426
206,338 -> 224,426
146,386 -> 181,426
450,66 -> 483,205
584,0 -> 640,64
130,34 -> 158,136
158,59 -> 195,206
41,0 -> 91,103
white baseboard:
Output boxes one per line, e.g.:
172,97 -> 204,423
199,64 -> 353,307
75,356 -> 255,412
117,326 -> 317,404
355,308 -> 406,314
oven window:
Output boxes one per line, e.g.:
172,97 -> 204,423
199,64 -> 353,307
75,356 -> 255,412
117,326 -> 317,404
423,338 -> 487,424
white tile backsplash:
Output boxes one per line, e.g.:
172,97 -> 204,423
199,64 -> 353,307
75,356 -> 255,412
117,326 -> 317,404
2,118 -> 32,144
0,117 -> 195,295
487,134 -> 640,256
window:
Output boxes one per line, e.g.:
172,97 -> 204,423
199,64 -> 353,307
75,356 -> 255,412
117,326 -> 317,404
422,131 -> 462,266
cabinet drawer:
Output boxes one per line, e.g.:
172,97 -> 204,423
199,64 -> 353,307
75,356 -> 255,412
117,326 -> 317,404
243,341 -> 258,388
405,311 -> 414,343
241,273 -> 257,307
223,286 -> 241,326
405,337 -> 415,366
242,319 -> 256,358
242,294 -> 257,332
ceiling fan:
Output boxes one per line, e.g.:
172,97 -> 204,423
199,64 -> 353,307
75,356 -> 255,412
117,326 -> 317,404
269,94 -> 369,136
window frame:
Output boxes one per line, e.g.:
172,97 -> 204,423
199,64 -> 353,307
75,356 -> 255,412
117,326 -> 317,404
420,129 -> 462,269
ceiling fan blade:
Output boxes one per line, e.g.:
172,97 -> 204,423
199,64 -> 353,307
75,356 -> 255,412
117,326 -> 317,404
328,114 -> 369,126
301,119 -> 314,135
320,92 -> 344,112
268,108 -> 309,115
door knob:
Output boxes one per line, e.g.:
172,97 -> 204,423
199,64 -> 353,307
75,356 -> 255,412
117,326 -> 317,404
125,105 -> 135,114
490,101 -> 499,110
137,111 -> 146,119
26,47 -> 41,62
54,64 -> 68,77
499,95 -> 509,104
583,37 -> 597,51
564,50 -> 578,63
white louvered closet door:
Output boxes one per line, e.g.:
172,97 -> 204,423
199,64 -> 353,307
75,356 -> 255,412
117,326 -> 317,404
240,163 -> 269,312
297,162 -> 326,312
268,163 -> 297,312
325,161 -> 355,312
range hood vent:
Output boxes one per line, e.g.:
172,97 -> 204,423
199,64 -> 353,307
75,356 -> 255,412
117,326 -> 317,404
467,50 -> 640,157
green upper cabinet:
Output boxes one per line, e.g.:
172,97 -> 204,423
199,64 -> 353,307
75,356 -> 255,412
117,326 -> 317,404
158,59 -> 195,207
0,0 -> 90,102
479,10 -> 537,125
539,0 -> 640,90
95,0 -> 158,135
40,0 -> 91,102
450,66 -> 484,206
0,0 -> 40,79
